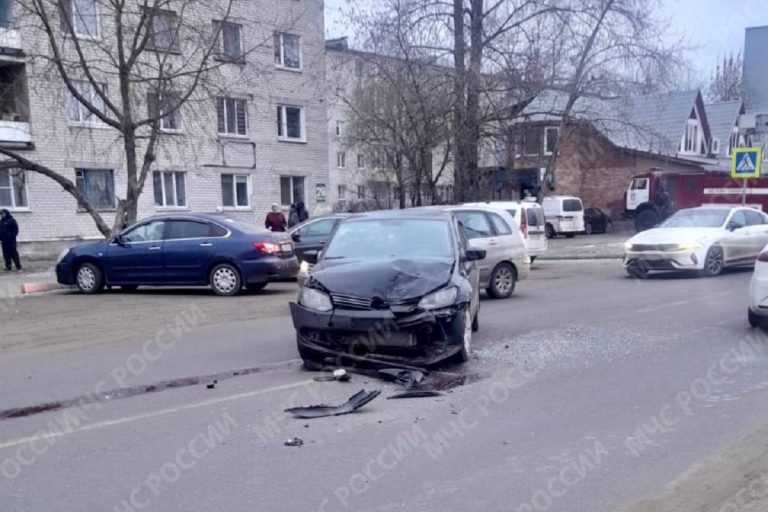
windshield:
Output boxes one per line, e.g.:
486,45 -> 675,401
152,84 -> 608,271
323,219 -> 453,259
660,209 -> 728,228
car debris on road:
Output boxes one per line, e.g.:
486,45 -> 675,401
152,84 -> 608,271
284,389 -> 381,419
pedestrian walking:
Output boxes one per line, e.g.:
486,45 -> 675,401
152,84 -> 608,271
296,201 -> 309,223
265,204 -> 287,232
288,203 -> 300,228
0,208 -> 22,272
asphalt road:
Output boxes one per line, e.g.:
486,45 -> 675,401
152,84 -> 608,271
1,260 -> 768,512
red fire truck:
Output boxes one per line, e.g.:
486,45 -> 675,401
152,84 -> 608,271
624,169 -> 768,231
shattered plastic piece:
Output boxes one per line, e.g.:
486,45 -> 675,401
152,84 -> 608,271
284,389 -> 381,419
377,369 -> 425,388
333,369 -> 351,382
387,390 -> 443,399
284,437 -> 304,447
206,380 -> 218,390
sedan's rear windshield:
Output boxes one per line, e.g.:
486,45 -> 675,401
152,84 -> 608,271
563,199 -> 583,212
660,209 -> 729,228
323,219 -> 453,259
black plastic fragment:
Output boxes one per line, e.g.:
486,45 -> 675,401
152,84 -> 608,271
284,389 -> 381,419
387,390 -> 444,399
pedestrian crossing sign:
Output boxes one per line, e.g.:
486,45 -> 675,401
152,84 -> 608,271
731,147 -> 762,178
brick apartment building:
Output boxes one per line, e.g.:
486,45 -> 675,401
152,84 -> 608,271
0,0 -> 328,254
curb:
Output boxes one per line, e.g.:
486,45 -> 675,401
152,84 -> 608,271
20,282 -> 64,294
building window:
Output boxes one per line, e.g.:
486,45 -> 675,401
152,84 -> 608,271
214,21 -> 242,61
544,127 -> 559,155
61,0 -> 100,38
336,152 -> 346,168
277,105 -> 304,141
729,127 -> 741,155
683,119 -> 698,153
357,153 -> 365,168
216,97 -> 247,136
523,127 -> 541,156
67,80 -> 106,124
335,121 -> 345,137
337,184 -> 346,200
0,169 -> 27,209
147,9 -> 178,52
357,185 -> 365,199
221,173 -> 249,208
147,91 -> 182,132
274,32 -> 301,69
75,169 -> 114,209
153,171 -> 186,207
280,176 -> 305,205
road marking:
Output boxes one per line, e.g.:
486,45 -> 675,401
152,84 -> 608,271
0,379 -> 314,450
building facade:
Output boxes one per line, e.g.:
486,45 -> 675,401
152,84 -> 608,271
0,0 -> 329,253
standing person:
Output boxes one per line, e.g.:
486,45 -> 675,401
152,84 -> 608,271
0,209 -> 21,272
264,204 -> 287,232
296,201 -> 309,223
287,203 -> 300,228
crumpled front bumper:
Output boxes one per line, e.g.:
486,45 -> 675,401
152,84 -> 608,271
623,249 -> 705,270
289,302 -> 463,366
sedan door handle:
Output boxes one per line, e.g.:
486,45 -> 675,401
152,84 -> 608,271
199,242 -> 213,247
488,240 -> 499,246
148,246 -> 162,251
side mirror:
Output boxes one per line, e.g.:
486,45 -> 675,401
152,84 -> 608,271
113,234 -> 126,246
291,231 -> 300,242
303,250 -> 319,264
727,221 -> 743,232
464,248 -> 486,262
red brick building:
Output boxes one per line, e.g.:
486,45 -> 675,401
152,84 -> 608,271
496,89 -> 719,218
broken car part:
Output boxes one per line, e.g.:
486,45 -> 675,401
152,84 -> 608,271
284,389 -> 381,419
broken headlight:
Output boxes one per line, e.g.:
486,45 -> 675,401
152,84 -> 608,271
300,287 -> 333,312
419,287 -> 458,310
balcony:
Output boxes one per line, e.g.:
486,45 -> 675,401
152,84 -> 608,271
0,25 -> 22,59
0,119 -> 30,146
0,62 -> 32,148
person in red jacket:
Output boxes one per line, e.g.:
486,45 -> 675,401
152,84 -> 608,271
264,204 -> 287,232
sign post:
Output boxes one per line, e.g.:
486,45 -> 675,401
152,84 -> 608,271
731,147 -> 763,205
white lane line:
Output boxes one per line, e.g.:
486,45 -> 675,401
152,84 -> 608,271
0,379 -> 314,450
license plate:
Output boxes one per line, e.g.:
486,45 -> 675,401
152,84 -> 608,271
281,243 -> 292,252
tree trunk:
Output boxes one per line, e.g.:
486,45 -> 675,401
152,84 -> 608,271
452,0 -> 468,202
465,0 -> 483,201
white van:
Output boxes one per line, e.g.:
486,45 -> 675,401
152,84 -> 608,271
542,196 -> 585,238
463,201 -> 548,260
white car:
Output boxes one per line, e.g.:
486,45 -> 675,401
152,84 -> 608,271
749,250 -> 768,327
462,201 -> 548,260
623,206 -> 768,278
542,196 -> 586,238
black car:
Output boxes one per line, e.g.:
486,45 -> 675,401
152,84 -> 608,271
56,213 -> 298,296
289,209 -> 485,368
288,214 -> 350,263
584,207 -> 612,235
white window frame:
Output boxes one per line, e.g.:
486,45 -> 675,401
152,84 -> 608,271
153,171 -> 187,209
274,32 -> 302,70
357,153 -> 365,168
217,97 -> 248,137
0,169 -> 28,211
67,0 -> 102,40
146,8 -> 179,53
277,105 -> 305,142
214,20 -> 243,62
337,151 -> 346,169
220,173 -> 250,209
67,80 -> 107,126
280,175 -> 305,206
357,185 -> 365,199
543,126 -> 559,155
75,168 -> 115,210
149,92 -> 183,133
729,126 -> 742,156
335,121 -> 345,137
682,119 -> 699,153
337,184 -> 346,200
710,138 -> 721,155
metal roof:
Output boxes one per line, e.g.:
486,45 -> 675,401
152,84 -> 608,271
704,100 -> 743,154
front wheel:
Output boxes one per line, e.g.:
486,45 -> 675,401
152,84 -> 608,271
452,308 -> 473,363
585,222 -> 593,235
626,262 -> 648,279
209,263 -> 242,296
487,263 -> 516,299
75,263 -> 105,294
702,246 -> 724,277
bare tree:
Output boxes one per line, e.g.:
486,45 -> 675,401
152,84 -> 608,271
1,0 -> 276,236
707,52 -> 742,102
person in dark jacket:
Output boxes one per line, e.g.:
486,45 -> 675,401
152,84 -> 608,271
296,201 -> 309,223
264,204 -> 287,232
287,203 -> 300,228
0,209 -> 21,271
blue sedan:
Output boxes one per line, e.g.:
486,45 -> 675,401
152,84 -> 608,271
56,213 -> 299,296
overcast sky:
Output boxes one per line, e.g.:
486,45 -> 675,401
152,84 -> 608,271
324,0 -> 768,84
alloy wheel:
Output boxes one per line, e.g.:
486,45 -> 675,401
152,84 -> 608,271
213,267 -> 238,293
494,266 -> 514,295
705,246 -> 724,276
77,267 -> 96,291
462,309 -> 472,356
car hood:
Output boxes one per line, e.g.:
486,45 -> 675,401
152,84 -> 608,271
70,240 -> 110,254
310,257 -> 455,301
628,227 -> 721,245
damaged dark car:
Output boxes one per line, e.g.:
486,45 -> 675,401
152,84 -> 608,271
289,210 -> 486,367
